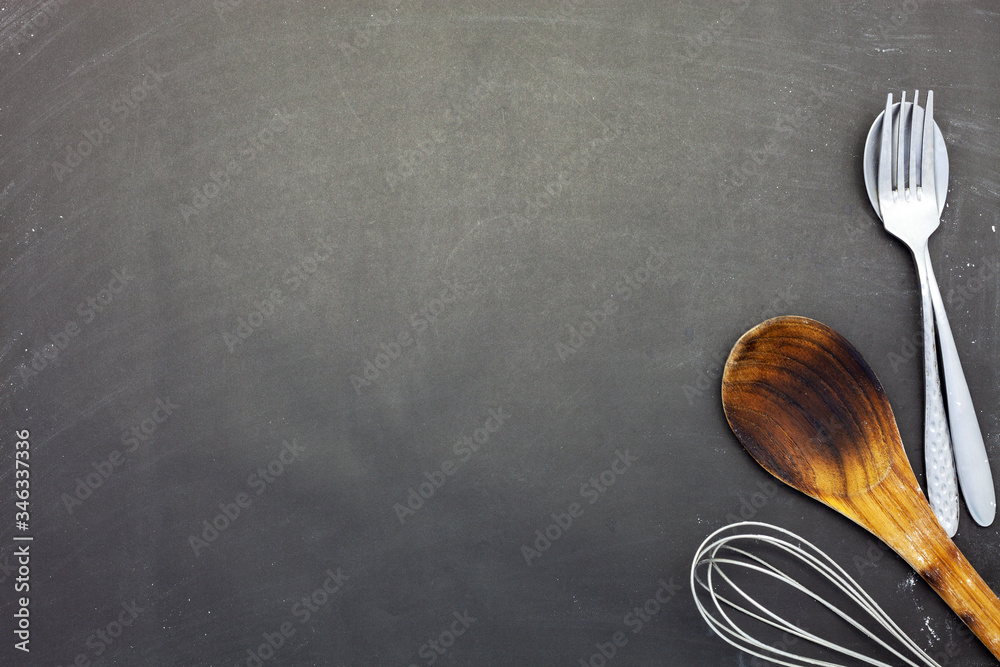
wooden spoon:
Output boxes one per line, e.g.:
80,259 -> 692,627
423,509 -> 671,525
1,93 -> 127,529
721,315 -> 1000,657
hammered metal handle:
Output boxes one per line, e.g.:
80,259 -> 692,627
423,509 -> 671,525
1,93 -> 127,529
918,268 -> 959,536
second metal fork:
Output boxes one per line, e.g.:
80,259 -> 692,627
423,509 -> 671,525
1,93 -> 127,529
877,90 -> 995,529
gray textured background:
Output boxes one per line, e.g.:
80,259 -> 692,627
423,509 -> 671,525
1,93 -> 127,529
2,0 -> 999,665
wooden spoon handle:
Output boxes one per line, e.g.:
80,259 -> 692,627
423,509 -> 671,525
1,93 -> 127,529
847,469 -> 1000,658
910,540 -> 1000,657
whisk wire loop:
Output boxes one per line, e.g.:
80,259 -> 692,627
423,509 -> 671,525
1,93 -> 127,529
691,522 -> 943,667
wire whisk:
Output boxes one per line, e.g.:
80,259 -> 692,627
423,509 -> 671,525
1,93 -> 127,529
691,522 -> 943,667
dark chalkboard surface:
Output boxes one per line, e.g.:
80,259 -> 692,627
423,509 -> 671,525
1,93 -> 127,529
2,1 -> 999,664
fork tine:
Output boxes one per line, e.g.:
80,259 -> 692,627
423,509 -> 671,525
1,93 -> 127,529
896,91 -> 907,193
878,93 -> 893,199
921,90 -> 936,200
909,90 -> 920,196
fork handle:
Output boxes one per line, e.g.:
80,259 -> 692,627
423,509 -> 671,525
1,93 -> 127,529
924,246 -> 997,526
913,247 -> 960,536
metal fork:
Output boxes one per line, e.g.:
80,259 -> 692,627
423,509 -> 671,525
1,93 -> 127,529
878,90 -> 996,528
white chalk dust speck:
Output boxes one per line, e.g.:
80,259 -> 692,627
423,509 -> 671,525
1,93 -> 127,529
924,617 -> 938,640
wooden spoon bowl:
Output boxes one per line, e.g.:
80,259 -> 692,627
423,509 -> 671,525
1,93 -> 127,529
721,316 -> 1000,657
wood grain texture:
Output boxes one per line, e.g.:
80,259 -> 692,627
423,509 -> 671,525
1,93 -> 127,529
722,315 -> 1000,658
